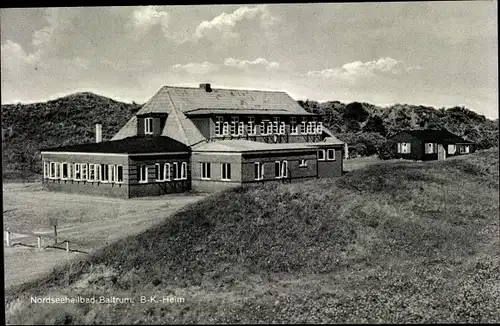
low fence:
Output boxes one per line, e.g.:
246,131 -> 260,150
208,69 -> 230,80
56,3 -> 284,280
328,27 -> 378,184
4,227 -> 86,253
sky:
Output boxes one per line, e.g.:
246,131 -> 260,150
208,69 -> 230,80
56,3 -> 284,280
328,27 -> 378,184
1,2 -> 498,119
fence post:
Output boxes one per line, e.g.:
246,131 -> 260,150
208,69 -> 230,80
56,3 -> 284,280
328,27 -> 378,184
37,236 -> 42,249
6,230 -> 10,247
66,241 -> 70,252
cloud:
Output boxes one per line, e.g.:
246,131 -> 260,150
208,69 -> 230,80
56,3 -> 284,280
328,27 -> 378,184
193,5 -> 279,40
172,61 -> 220,74
171,57 -> 281,75
223,57 -> 280,70
131,6 -> 169,38
305,57 -> 423,83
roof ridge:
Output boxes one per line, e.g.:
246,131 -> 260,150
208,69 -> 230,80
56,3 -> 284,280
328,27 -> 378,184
163,85 -> 288,94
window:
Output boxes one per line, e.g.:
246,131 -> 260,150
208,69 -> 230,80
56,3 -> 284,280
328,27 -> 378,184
279,122 -> 285,135
318,149 -> 326,161
254,162 -> 264,180
311,117 -> 317,134
425,143 -> 433,154
89,164 -> 95,181
299,159 -> 308,167
397,143 -> 411,154
230,116 -> 239,135
275,161 -> 288,178
327,149 -> 336,160
81,163 -> 88,180
173,162 -> 178,180
238,122 -> 245,135
222,122 -> 230,136
43,162 -> 49,178
267,121 -> 273,135
95,164 -> 101,182
145,117 -> 153,134
164,163 -> 170,181
61,162 -> 68,180
101,164 -> 109,182
290,117 -> 298,134
221,163 -> 231,181
247,116 -> 256,135
306,122 -> 313,134
215,116 -> 223,136
116,165 -> 123,183
273,117 -> 280,134
138,165 -> 147,183
181,162 -> 187,180
300,118 -> 307,134
460,145 -> 470,154
260,120 -> 268,135
317,122 -> 323,134
201,162 -> 211,180
109,165 -> 115,183
50,162 -> 56,178
155,163 -> 164,181
68,163 -> 73,180
448,144 -> 456,154
74,163 -> 81,180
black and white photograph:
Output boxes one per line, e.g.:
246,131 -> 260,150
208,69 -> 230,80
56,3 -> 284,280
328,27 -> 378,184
2,1 -> 499,324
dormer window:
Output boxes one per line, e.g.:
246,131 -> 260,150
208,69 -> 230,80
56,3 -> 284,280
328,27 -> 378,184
145,117 -> 153,135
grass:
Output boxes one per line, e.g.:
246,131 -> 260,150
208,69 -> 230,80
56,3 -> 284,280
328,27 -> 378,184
5,148 -> 499,324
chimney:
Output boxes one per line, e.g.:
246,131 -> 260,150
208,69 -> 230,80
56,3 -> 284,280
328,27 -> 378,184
199,83 -> 212,92
95,123 -> 102,143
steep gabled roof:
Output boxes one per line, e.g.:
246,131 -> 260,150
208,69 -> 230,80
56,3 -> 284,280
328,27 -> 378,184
41,136 -> 190,154
112,85 -> 325,146
389,129 -> 474,143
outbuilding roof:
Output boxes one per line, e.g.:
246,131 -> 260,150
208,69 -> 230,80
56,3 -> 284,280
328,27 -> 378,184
389,129 -> 474,144
41,136 -> 190,154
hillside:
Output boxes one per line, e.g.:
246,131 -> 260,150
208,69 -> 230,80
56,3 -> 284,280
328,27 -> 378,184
1,93 -> 498,177
1,93 -> 140,176
299,100 -> 498,157
5,148 -> 499,323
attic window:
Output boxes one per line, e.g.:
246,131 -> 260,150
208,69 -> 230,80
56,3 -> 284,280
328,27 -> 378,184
145,117 -> 153,135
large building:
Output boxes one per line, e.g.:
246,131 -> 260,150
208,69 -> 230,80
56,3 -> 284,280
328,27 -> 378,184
41,84 -> 345,197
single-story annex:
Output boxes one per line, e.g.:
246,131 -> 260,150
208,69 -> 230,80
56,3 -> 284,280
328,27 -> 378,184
41,83 -> 345,198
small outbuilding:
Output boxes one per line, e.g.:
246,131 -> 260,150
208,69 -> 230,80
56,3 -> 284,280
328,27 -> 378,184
388,129 -> 475,161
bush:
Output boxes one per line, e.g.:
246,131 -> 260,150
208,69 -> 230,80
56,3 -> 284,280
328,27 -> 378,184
377,140 -> 398,160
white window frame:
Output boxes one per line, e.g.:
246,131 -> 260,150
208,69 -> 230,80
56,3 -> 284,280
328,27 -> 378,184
247,116 -> 256,135
214,116 -> 223,136
222,122 -> 230,136
281,160 -> 288,178
155,163 -> 164,182
254,162 -> 264,180
68,163 -> 73,180
273,117 -> 280,134
88,164 -> 95,181
260,120 -> 268,135
300,118 -> 307,134
43,161 -> 49,178
109,164 -> 115,183
173,162 -> 179,180
275,161 -> 281,179
221,163 -> 231,181
100,164 -> 109,183
299,159 -> 308,167
201,162 -> 211,180
74,163 -> 81,180
181,162 -> 187,180
230,116 -> 239,136
145,117 -> 153,135
317,122 -> 323,134
49,162 -> 56,179
138,165 -> 148,183
311,117 -> 317,134
238,121 -> 245,135
267,121 -> 273,135
306,122 -> 313,134
318,149 -> 326,161
164,163 -> 171,181
95,164 -> 101,182
81,163 -> 88,180
116,165 -> 123,183
327,149 -> 336,161
425,143 -> 433,154
290,117 -> 298,134
279,122 -> 285,135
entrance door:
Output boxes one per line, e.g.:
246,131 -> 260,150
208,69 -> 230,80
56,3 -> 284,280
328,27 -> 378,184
437,144 -> 446,160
